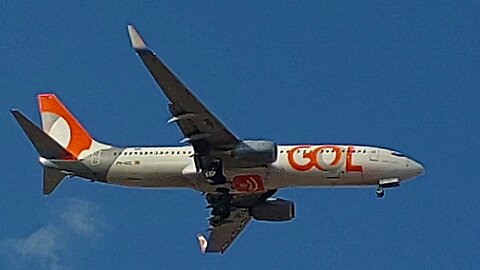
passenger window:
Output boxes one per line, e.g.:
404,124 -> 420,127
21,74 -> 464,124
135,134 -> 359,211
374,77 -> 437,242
129,152 -> 132,155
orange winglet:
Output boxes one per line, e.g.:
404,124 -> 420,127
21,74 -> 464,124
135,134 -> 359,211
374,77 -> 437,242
38,94 -> 93,158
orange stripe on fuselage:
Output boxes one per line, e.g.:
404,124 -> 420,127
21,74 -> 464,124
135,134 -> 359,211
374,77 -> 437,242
38,94 -> 92,158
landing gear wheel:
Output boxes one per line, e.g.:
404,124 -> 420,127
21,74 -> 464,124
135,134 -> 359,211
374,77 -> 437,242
203,162 -> 218,178
204,160 -> 226,185
212,203 -> 231,219
210,188 -> 232,219
376,186 -> 385,198
215,187 -> 230,195
204,170 -> 216,178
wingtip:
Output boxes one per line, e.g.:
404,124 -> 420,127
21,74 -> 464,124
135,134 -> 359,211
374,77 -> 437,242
10,109 -> 22,117
127,24 -> 147,50
196,234 -> 208,254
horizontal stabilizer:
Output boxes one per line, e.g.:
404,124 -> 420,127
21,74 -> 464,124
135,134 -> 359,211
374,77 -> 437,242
43,167 -> 66,195
11,109 -> 74,160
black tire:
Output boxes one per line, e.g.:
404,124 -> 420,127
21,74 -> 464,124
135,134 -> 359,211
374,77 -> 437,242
212,203 -> 230,219
204,170 -> 217,178
218,205 -> 230,219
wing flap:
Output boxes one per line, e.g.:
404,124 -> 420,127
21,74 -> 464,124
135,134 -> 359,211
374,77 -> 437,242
201,208 -> 251,254
199,190 -> 277,254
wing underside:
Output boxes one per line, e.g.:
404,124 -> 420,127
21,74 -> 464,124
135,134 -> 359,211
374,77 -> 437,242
127,25 -> 239,156
199,208 -> 251,253
127,25 -> 277,254
198,190 -> 277,253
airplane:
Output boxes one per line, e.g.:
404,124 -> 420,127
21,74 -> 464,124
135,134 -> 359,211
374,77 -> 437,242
11,25 -> 424,254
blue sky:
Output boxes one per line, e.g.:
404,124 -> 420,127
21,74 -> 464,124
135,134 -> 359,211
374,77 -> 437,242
1,1 -> 479,269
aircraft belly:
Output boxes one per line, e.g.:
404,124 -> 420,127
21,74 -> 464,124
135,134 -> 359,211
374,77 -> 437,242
106,176 -> 193,188
106,157 -> 194,188
267,167 -> 368,189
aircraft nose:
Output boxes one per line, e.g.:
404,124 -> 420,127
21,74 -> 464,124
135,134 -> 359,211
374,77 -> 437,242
408,159 -> 425,177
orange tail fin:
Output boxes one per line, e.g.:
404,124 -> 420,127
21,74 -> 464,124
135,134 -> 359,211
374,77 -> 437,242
38,94 -> 109,158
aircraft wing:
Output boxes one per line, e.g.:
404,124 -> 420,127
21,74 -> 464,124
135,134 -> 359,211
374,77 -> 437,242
127,25 -> 240,157
198,208 -> 251,254
198,190 -> 277,254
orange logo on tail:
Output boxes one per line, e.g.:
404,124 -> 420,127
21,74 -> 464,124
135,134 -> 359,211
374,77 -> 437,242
38,94 -> 93,158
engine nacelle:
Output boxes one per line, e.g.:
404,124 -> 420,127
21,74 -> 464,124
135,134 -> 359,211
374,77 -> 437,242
231,140 -> 277,164
251,198 -> 295,222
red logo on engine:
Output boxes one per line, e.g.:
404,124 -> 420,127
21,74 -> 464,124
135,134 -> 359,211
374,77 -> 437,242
232,175 -> 265,193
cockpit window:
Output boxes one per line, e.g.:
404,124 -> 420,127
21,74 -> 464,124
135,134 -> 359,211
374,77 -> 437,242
391,152 -> 405,157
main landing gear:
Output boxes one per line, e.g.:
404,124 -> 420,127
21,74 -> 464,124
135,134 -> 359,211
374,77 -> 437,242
206,188 -> 231,220
376,186 -> 385,198
203,160 -> 227,185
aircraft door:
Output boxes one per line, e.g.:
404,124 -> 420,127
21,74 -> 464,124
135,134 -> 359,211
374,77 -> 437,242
369,149 -> 379,161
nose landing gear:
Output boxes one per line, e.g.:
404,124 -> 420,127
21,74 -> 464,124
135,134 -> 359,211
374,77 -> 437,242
375,178 -> 400,198
376,186 -> 385,198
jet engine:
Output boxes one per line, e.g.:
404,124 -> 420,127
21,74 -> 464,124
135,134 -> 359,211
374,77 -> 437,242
231,140 -> 277,164
251,198 -> 295,222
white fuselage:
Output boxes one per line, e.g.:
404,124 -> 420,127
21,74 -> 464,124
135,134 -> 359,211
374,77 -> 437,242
103,144 -> 423,194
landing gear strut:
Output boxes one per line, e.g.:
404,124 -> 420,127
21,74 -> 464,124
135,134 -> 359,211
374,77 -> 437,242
203,160 -> 226,185
376,186 -> 385,198
375,178 -> 400,198
207,188 -> 231,219
211,203 -> 230,219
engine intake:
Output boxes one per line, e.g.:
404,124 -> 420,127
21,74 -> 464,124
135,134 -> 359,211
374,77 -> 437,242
231,140 -> 277,164
251,198 -> 295,222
